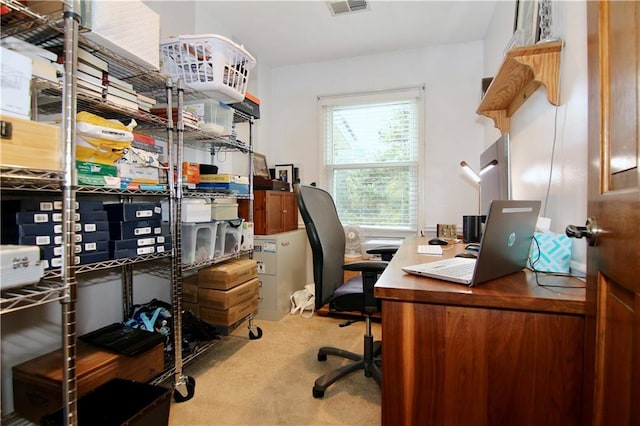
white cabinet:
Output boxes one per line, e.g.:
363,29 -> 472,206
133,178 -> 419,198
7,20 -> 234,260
253,230 -> 306,320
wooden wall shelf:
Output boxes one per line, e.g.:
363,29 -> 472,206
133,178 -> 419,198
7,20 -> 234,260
477,41 -> 563,134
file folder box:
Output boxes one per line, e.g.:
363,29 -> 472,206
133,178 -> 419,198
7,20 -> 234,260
104,202 -> 162,221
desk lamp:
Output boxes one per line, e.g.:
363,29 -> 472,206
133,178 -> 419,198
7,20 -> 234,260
459,159 -> 498,214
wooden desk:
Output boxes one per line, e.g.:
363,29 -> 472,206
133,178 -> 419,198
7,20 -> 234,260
374,237 -> 586,426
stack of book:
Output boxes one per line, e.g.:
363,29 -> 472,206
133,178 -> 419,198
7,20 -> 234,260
77,49 -> 108,100
76,48 -> 158,112
149,107 -> 200,130
103,73 -> 140,112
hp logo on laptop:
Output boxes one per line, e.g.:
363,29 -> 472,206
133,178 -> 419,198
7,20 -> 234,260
507,232 -> 516,247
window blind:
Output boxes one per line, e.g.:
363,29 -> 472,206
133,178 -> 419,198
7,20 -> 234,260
321,90 -> 422,231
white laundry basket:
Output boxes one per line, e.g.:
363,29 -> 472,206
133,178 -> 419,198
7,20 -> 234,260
160,34 -> 256,103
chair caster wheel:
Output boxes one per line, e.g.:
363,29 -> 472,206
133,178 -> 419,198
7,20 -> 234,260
173,375 -> 196,403
249,326 -> 263,340
318,353 -> 327,361
312,387 -> 325,398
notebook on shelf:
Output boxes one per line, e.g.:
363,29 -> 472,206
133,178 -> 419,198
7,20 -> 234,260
402,200 -> 541,286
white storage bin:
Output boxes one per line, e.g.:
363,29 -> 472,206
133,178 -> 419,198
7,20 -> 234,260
184,99 -> 234,136
182,222 -> 217,264
160,34 -> 256,103
214,219 -> 243,257
211,202 -> 238,220
162,199 -> 212,223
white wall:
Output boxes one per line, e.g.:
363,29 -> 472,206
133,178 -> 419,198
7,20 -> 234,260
269,42 -> 486,234
483,0 -> 588,271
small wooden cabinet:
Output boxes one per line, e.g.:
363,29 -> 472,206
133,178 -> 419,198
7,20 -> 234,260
239,190 -> 298,235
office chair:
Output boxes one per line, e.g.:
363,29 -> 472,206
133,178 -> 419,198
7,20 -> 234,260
294,184 -> 391,398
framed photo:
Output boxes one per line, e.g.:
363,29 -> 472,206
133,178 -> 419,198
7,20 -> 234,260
275,164 -> 294,186
508,0 -> 540,49
253,153 -> 270,178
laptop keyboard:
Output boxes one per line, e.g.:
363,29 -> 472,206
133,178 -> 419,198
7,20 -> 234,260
437,263 -> 474,279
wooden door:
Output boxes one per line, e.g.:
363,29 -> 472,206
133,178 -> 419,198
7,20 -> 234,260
281,192 -> 298,232
265,191 -> 284,234
585,1 -> 639,424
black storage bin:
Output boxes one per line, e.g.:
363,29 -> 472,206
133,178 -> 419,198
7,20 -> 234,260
41,378 -> 171,426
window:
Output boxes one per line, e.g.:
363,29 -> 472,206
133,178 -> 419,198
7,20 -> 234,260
320,88 -> 423,233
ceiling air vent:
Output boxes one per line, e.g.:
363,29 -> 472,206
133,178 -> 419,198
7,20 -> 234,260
327,0 -> 369,16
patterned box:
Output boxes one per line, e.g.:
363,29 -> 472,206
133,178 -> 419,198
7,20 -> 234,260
528,232 -> 571,273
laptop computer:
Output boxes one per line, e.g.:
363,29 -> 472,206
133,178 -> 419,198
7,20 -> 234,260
402,200 -> 541,286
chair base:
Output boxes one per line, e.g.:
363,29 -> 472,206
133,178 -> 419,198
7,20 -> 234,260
312,316 -> 382,398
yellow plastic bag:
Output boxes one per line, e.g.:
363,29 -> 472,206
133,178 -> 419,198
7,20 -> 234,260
76,111 -> 135,151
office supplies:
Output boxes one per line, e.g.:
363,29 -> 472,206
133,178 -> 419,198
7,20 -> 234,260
417,245 -> 443,255
402,200 -> 541,285
428,237 -> 448,245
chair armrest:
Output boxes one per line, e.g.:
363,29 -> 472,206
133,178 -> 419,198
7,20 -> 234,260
343,260 -> 388,274
366,245 -> 399,261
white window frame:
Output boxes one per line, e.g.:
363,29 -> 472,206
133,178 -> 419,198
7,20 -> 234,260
317,87 -> 425,238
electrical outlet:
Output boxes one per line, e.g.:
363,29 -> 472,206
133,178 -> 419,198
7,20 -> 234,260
257,261 -> 266,274
437,224 -> 457,239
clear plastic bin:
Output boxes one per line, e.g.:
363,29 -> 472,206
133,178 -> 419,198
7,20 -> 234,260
184,98 -> 234,136
214,219 -> 243,257
182,222 -> 217,264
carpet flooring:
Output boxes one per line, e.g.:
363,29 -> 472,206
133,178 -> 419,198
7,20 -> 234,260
168,313 -> 382,426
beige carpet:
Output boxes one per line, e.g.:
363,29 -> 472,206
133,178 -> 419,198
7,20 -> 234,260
168,313 -> 382,426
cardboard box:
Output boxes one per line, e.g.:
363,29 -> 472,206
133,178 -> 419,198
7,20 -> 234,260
197,258 -> 258,290
200,298 -> 259,327
12,341 -> 164,423
198,277 -> 259,310
0,115 -> 62,170
183,274 -> 199,303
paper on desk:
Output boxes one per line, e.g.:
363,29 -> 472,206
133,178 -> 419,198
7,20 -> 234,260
417,245 -> 443,255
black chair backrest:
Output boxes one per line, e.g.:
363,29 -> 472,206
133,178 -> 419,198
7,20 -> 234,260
294,184 -> 346,310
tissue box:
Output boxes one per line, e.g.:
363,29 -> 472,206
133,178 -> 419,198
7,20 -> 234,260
528,232 -> 571,273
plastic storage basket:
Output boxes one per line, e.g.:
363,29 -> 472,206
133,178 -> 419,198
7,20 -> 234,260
160,34 -> 256,103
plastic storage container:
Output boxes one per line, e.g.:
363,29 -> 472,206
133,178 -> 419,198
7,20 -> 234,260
214,219 -> 243,257
160,34 -> 256,103
184,98 -> 234,136
182,222 -> 217,264
211,202 -> 238,220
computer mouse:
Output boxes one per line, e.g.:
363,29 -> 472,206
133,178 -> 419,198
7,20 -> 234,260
428,237 -> 448,245
455,252 -> 477,259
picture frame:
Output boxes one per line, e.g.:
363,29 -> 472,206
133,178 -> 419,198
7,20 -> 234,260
274,164 -> 295,186
507,0 -> 541,50
253,153 -> 270,178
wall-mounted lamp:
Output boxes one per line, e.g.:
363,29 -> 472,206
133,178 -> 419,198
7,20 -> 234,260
459,159 -> 499,213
